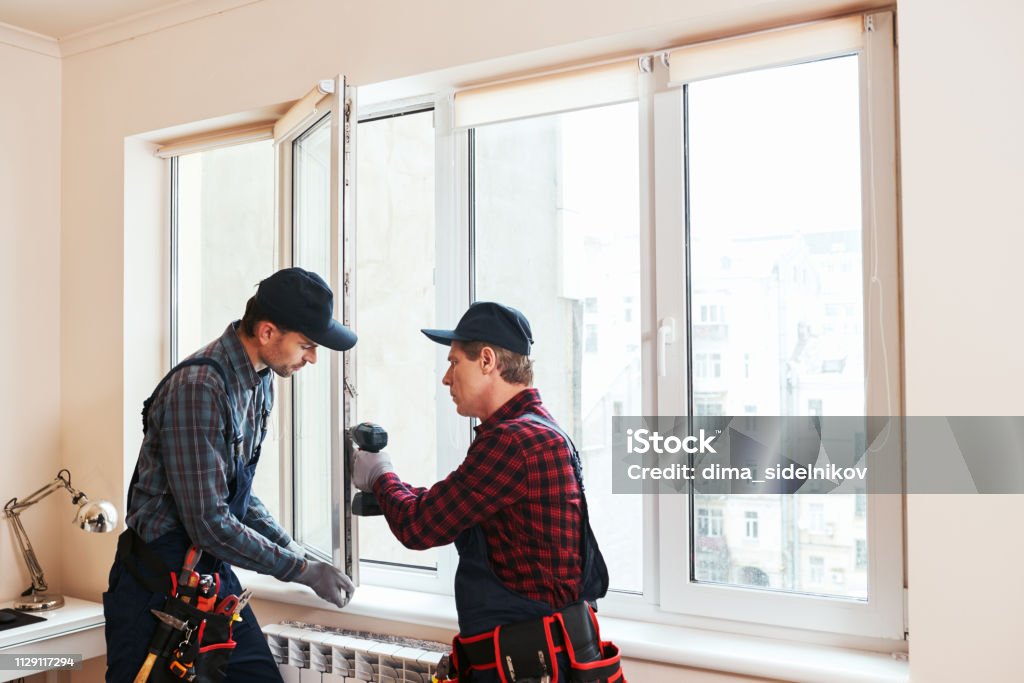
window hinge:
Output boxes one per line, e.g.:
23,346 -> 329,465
903,587 -> 909,637
344,378 -> 358,398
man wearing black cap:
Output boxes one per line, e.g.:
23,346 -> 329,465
105,268 -> 356,683
352,302 -> 624,682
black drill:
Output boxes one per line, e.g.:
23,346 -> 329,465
350,422 -> 388,516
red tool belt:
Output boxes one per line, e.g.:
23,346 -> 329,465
443,602 -> 625,683
116,530 -> 239,682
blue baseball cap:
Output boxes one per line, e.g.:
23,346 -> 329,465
255,268 -> 357,351
422,302 -> 533,356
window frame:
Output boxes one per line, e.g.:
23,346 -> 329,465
655,12 -> 904,640
269,77 -> 355,580
165,10 -> 904,648
349,96 -> 465,596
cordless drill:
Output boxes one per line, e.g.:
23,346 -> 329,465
350,422 -> 388,516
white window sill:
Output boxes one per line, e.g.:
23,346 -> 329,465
237,570 -> 909,683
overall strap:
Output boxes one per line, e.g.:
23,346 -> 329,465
128,357 -> 240,514
520,412 -> 609,603
520,412 -> 585,492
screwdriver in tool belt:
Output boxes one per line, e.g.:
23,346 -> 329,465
177,546 -> 203,604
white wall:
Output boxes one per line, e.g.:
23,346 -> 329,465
0,39 -> 61,602
898,0 -> 1024,680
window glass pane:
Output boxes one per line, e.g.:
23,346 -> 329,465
474,102 -> 643,594
355,109 -> 438,569
292,115 -> 334,556
175,140 -> 281,519
687,55 -> 868,599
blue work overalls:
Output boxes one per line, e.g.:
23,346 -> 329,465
452,414 -> 611,682
104,359 -> 281,683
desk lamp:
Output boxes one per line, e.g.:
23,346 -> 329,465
4,469 -> 118,610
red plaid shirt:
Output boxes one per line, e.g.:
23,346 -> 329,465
374,388 -> 583,608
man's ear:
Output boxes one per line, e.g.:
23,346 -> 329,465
479,346 -> 498,375
254,320 -> 278,344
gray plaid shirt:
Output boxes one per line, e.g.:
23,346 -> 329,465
126,323 -> 305,581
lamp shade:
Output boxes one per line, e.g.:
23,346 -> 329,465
75,499 -> 118,533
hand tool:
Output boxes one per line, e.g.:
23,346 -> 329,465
213,594 -> 238,616
176,546 -> 203,605
169,625 -> 201,680
133,610 -> 192,683
350,422 -> 388,516
196,574 -> 218,612
232,588 -> 254,615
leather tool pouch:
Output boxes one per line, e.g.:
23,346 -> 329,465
558,604 -> 624,683
495,616 -> 557,683
147,595 -> 236,683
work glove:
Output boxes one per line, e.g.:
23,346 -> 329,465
286,539 -> 305,557
352,448 -> 394,491
293,559 -> 355,608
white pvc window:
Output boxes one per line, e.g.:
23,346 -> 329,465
169,77 -> 355,580
353,107 -> 442,576
657,13 -> 903,638
167,10 -> 903,643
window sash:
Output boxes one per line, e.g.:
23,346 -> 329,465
657,11 -> 903,639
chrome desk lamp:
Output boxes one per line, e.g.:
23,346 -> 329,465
4,469 -> 118,610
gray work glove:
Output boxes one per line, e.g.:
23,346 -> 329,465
293,559 -> 355,607
352,449 -> 394,491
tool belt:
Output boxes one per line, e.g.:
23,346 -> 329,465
441,602 -> 625,683
117,528 -> 239,682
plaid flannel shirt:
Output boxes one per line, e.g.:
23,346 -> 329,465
126,323 -> 305,581
374,388 -> 584,608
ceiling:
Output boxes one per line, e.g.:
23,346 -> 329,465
0,0 -> 189,40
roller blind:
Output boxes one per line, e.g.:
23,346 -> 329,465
155,80 -> 336,158
154,124 -> 274,159
668,15 -> 865,85
273,79 -> 335,142
453,60 -> 639,129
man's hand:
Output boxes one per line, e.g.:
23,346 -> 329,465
293,559 -> 354,607
352,449 -> 394,491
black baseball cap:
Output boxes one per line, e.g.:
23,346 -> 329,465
422,302 -> 533,356
255,268 -> 357,351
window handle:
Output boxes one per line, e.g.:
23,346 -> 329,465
657,317 -> 676,377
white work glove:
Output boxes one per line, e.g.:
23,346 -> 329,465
352,449 -> 394,491
293,559 -> 354,607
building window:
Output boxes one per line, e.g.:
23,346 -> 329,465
745,511 -> 759,539
697,508 -> 724,537
809,556 -> 825,584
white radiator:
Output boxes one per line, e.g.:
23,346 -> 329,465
263,621 -> 448,683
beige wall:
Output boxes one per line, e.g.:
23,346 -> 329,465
0,40 -> 61,602
0,0 -> 1003,680
898,0 -> 1024,680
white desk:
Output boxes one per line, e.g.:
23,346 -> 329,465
0,597 -> 104,682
